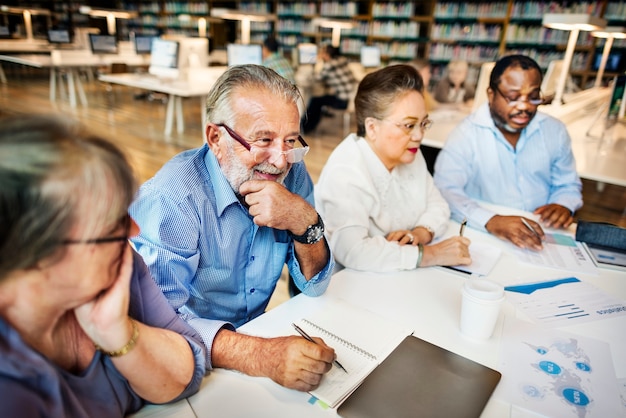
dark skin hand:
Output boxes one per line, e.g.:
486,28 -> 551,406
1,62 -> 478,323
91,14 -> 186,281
534,203 -> 574,229
485,215 -> 544,251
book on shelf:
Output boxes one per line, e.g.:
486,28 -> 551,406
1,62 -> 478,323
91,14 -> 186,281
292,298 -> 413,408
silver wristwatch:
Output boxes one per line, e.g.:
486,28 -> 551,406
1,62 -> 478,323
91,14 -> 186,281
289,213 -> 325,244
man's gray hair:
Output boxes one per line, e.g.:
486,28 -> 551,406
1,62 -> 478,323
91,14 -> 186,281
204,64 -> 304,129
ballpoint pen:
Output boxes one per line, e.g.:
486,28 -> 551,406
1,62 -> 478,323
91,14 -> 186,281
459,218 -> 467,237
520,217 -> 541,239
292,323 -> 348,373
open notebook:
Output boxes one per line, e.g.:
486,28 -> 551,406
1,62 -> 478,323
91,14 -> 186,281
293,299 -> 413,408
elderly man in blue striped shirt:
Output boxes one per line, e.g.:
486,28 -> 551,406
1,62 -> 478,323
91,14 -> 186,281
130,65 -> 335,392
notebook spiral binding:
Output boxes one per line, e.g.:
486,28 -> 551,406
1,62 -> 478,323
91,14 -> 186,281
301,319 -> 377,361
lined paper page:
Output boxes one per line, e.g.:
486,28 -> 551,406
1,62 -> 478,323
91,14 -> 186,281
295,298 -> 413,407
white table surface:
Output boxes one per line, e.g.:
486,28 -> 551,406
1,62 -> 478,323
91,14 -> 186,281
99,68 -> 226,137
0,51 -> 151,108
130,217 -> 626,418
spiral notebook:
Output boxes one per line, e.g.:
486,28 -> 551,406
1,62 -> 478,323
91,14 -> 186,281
293,299 -> 413,408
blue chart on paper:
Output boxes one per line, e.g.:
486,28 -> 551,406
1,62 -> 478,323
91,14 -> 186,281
522,338 -> 594,415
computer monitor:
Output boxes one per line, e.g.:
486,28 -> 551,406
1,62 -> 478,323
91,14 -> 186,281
88,34 -> 118,55
149,38 -> 180,79
592,51 -> 625,73
472,61 -> 496,111
48,29 -> 71,44
134,35 -> 156,55
227,43 -> 263,66
297,43 -> 318,66
178,37 -> 209,70
541,60 -> 565,99
360,45 -> 381,68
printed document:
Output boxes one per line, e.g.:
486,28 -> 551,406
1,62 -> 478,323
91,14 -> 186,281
513,232 -> 597,275
504,277 -> 626,326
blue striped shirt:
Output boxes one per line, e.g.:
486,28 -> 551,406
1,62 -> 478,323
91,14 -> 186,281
434,103 -> 583,231
129,145 -> 332,368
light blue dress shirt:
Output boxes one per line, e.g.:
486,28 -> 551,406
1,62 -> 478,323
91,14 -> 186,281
129,145 -> 332,368
433,103 -> 582,231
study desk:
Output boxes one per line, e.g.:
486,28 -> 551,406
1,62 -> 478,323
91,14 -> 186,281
130,218 -> 626,418
0,51 -> 150,107
99,67 -> 227,137
423,88 -> 626,189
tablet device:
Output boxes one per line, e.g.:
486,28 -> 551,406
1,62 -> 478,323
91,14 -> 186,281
338,336 -> 501,418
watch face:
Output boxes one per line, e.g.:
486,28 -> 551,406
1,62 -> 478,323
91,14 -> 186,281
307,225 -> 324,244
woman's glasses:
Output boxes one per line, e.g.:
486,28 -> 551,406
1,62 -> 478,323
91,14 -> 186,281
62,214 -> 130,245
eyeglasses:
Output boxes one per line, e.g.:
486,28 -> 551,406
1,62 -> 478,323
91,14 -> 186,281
62,214 -> 130,245
493,85 -> 543,107
380,117 -> 433,136
217,123 -> 310,164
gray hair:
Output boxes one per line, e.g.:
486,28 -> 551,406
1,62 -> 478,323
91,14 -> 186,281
0,115 -> 137,280
354,64 -> 424,137
204,64 -> 304,129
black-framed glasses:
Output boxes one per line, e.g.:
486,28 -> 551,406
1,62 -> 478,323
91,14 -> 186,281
379,117 -> 433,136
217,123 -> 310,164
493,85 -> 543,107
62,214 -> 130,245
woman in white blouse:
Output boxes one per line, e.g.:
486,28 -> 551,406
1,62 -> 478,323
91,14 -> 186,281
315,65 -> 471,272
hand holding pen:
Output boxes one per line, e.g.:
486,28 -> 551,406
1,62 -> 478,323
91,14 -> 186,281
460,218 -> 467,237
292,323 -> 348,373
485,215 -> 544,251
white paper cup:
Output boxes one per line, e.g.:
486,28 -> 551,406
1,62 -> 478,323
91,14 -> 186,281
460,279 -> 505,340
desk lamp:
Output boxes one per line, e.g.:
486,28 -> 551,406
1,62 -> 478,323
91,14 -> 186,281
0,6 -> 51,42
177,14 -> 221,38
78,6 -> 137,36
210,8 -> 276,45
591,27 -> 626,88
311,18 -> 355,48
542,13 -> 606,106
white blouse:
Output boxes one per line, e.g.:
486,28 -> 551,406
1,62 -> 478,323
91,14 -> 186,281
315,134 -> 450,272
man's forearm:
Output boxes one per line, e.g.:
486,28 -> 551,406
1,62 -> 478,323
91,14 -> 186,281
294,238 -> 330,280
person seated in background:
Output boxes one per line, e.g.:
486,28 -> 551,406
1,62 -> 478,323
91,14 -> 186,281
433,60 -> 475,105
408,58 -> 440,111
433,55 -> 583,251
315,65 -> 471,273
301,44 -> 357,133
261,35 -> 295,83
0,115 -> 205,417
129,65 -> 335,392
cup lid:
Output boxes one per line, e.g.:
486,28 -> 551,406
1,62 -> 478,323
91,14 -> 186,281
463,278 -> 504,300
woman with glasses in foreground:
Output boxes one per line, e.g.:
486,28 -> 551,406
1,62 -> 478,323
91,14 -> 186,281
0,115 -> 205,417
315,65 -> 471,272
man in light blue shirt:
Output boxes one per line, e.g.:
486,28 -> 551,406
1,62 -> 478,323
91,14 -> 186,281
434,55 -> 582,251
130,65 -> 335,392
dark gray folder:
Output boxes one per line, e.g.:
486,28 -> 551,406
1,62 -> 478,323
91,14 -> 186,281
337,336 -> 501,418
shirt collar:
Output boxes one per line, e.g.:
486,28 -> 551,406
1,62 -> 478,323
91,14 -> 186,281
203,147 -> 240,216
473,102 -> 543,149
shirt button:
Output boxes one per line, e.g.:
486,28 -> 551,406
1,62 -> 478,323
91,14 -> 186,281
250,256 -> 255,261
249,288 -> 255,294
